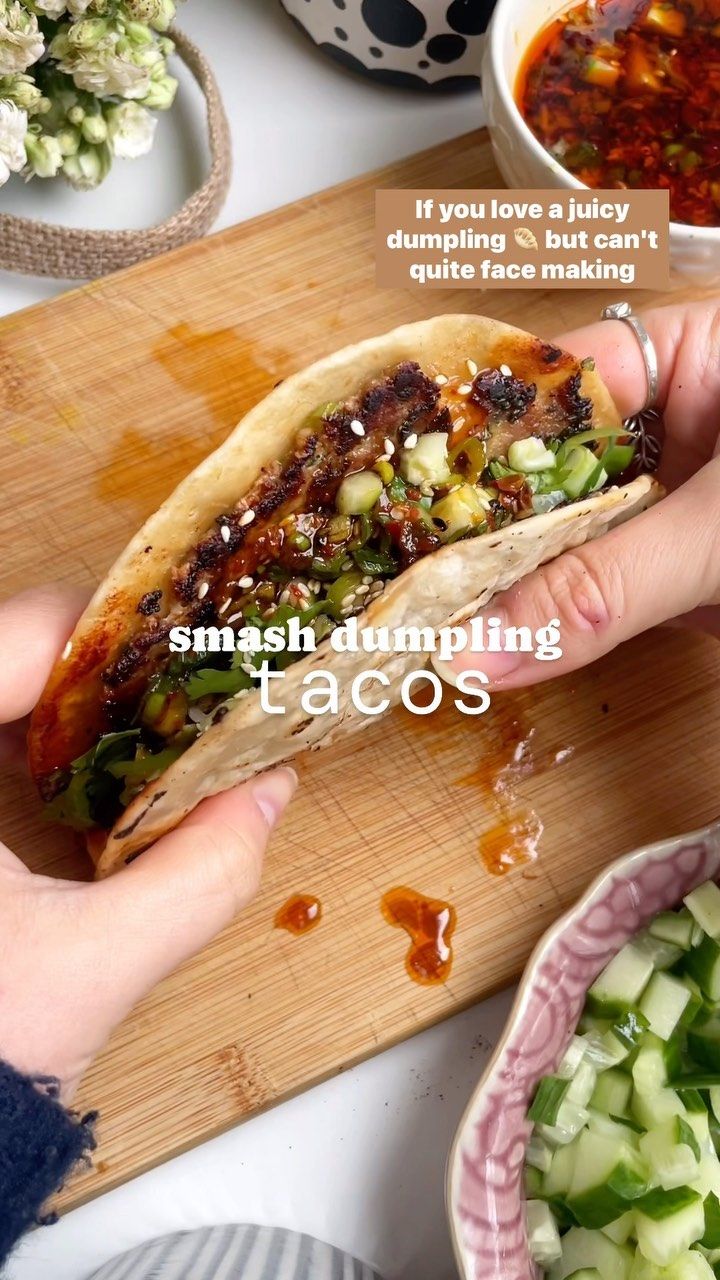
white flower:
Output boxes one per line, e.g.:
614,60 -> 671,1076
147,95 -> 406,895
24,131 -> 63,177
52,31 -> 152,97
32,0 -> 67,16
106,100 -> 155,158
62,140 -> 110,189
0,97 -> 26,186
66,0 -> 94,12
0,1 -> 44,76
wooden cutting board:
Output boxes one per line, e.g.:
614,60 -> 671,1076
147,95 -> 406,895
2,130 -> 719,1211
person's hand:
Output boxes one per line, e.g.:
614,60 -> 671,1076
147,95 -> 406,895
440,298 -> 720,689
0,586 -> 297,1101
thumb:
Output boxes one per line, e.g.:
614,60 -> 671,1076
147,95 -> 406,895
436,461 -> 720,689
85,767 -> 297,1009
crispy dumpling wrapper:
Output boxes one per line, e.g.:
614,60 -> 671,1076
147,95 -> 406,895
28,314 -> 662,876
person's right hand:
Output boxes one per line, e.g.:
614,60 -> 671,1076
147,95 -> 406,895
439,298 -> 720,690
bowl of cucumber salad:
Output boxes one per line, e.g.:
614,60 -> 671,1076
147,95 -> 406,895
447,820 -> 720,1280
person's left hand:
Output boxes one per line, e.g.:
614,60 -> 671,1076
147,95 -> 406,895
0,586 -> 297,1101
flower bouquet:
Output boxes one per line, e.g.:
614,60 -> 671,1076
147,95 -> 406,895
0,0 -> 178,190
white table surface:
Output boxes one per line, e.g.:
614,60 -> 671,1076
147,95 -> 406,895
2,6 -> 510,1278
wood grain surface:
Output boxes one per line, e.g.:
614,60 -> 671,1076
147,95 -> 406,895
1,130 -> 718,1210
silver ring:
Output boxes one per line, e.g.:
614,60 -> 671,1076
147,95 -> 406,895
600,301 -> 659,412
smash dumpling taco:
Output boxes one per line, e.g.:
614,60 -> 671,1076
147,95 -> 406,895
29,315 -> 661,877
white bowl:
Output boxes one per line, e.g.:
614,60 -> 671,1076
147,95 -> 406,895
481,0 -> 720,283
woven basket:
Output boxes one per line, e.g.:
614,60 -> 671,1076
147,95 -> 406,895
0,27 -> 231,280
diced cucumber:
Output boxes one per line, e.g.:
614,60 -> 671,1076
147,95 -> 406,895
702,1191 -> 720,1249
691,1149 -> 720,1200
685,937 -> 720,1003
567,1059 -> 598,1109
649,910 -> 698,952
660,1253 -> 716,1280
603,1210 -> 635,1245
567,1129 -> 648,1228
587,945 -> 655,1018
633,1034 -> 682,1093
548,1227 -> 633,1280
685,883 -> 720,940
530,1075 -> 571,1126
545,1138 -> 580,1198
539,1099 -> 590,1147
688,1018 -> 720,1071
399,432 -> 451,486
634,1186 -> 705,1265
640,973 -> 693,1041
588,1110 -> 642,1148
614,1009 -> 652,1052
592,1068 -> 634,1119
525,1163 -> 544,1197
560,446 -> 608,499
633,1088 -> 687,1131
336,470 -> 384,515
639,1119 -> 700,1191
682,1091 -> 709,1116
559,1037 -> 588,1080
628,1256 -> 661,1280
583,1027 -> 632,1070
566,1272 -> 602,1280
636,929 -> 686,972
508,436 -> 557,473
527,1198 -> 563,1267
686,1109 -> 712,1154
527,1131 -> 554,1173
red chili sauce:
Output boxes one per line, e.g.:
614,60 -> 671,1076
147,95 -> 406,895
517,0 -> 720,226
381,887 -> 456,985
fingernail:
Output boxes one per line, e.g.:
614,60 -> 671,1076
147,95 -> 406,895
251,767 -> 298,830
431,611 -> 525,689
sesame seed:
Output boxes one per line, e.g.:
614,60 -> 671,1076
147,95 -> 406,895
198,582 -> 209,600
404,433 -> 418,450
500,363 -> 512,377
341,558 -> 353,571
239,509 -> 255,527
435,374 -> 448,386
355,584 -> 370,596
61,639 -> 72,660
451,416 -> 465,434
308,579 -> 320,592
218,597 -> 232,614
262,606 -> 276,620
350,419 -> 365,436
466,359 -> 478,377
390,506 -> 403,520
384,438 -> 395,455
279,588 -> 291,606
340,606 -> 354,618
220,524 -> 231,544
361,575 -> 373,585
457,383 -> 472,396
227,611 -> 244,625
241,662 -> 257,676
377,452 -> 390,463
238,575 -> 254,590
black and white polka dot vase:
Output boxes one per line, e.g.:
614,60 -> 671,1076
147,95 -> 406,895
280,0 -> 491,91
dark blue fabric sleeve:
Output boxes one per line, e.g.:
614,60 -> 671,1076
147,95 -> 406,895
0,1061 -> 96,1267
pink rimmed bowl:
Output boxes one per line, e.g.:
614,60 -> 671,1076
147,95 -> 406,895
446,819 -> 720,1280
